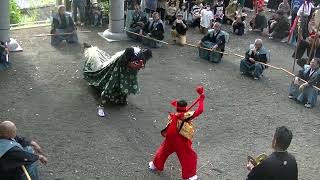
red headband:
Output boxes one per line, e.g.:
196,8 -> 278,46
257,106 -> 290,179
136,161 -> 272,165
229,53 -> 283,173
171,100 -> 187,112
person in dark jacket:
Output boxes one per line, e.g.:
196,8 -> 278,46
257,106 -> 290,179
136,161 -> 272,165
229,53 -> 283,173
240,39 -> 269,80
199,22 -> 227,63
250,8 -> 268,32
141,12 -> 165,48
51,5 -> 78,46
0,121 -> 48,180
289,58 -> 320,108
232,15 -> 245,35
171,13 -> 188,45
246,126 -> 298,180
268,10 -> 290,40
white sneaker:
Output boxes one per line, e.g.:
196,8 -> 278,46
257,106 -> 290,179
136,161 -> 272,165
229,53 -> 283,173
189,175 -> 198,180
97,106 -> 105,117
304,103 -> 312,108
148,161 -> 157,171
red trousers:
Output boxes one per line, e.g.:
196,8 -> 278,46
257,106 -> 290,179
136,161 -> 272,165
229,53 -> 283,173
153,133 -> 197,179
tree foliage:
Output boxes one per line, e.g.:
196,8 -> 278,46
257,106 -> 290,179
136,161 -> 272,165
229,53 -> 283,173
9,0 -> 22,24
101,0 -> 110,17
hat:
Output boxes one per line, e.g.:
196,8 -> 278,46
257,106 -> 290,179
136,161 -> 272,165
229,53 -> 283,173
57,4 -> 65,10
176,13 -> 183,17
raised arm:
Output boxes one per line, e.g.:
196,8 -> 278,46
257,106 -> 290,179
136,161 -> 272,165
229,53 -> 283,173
192,94 -> 205,119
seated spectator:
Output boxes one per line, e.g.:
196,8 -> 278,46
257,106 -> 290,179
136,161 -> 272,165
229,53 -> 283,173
200,5 -> 214,34
51,5 -> 78,46
288,58 -> 320,108
232,15 -> 245,35
292,13 -> 320,68
89,0 -> 103,27
0,41 -> 10,71
240,39 -> 269,80
268,10 -> 290,40
278,0 -> 291,16
166,2 -> 177,25
171,13 -> 189,45
213,0 -> 225,23
141,12 -> 165,48
127,4 -> 148,39
198,22 -> 227,63
225,1 -> 239,25
191,2 -> 202,28
250,8 -> 267,32
0,121 -> 48,180
246,126 -> 298,179
175,3 -> 188,23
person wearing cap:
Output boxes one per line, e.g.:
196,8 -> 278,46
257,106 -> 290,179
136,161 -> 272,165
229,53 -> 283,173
246,126 -> 298,180
148,89 -> 205,180
240,39 -> 269,80
51,5 -> 79,46
89,0 -> 103,27
199,4 -> 214,34
171,13 -> 188,45
268,10 -> 290,40
0,121 -> 48,180
288,58 -> 320,108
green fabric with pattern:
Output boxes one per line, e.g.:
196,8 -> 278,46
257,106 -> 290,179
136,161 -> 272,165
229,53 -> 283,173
83,53 -> 139,104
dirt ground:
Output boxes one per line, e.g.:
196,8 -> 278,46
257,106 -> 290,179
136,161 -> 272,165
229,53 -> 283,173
0,19 -> 320,180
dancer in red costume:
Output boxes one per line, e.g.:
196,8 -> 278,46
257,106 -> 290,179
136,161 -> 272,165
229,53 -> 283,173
149,86 -> 205,180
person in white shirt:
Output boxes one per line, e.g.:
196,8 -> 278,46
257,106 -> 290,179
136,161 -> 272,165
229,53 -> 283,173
297,0 -> 314,17
200,5 -> 214,34
297,0 -> 315,39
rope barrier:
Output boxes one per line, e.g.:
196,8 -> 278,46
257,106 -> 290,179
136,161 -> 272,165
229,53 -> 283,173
125,29 -> 320,91
125,30 -> 169,44
22,165 -> 32,180
33,30 -> 91,37
125,29 -> 228,55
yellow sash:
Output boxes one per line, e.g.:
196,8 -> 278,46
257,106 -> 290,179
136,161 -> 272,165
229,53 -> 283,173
176,111 -> 195,140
